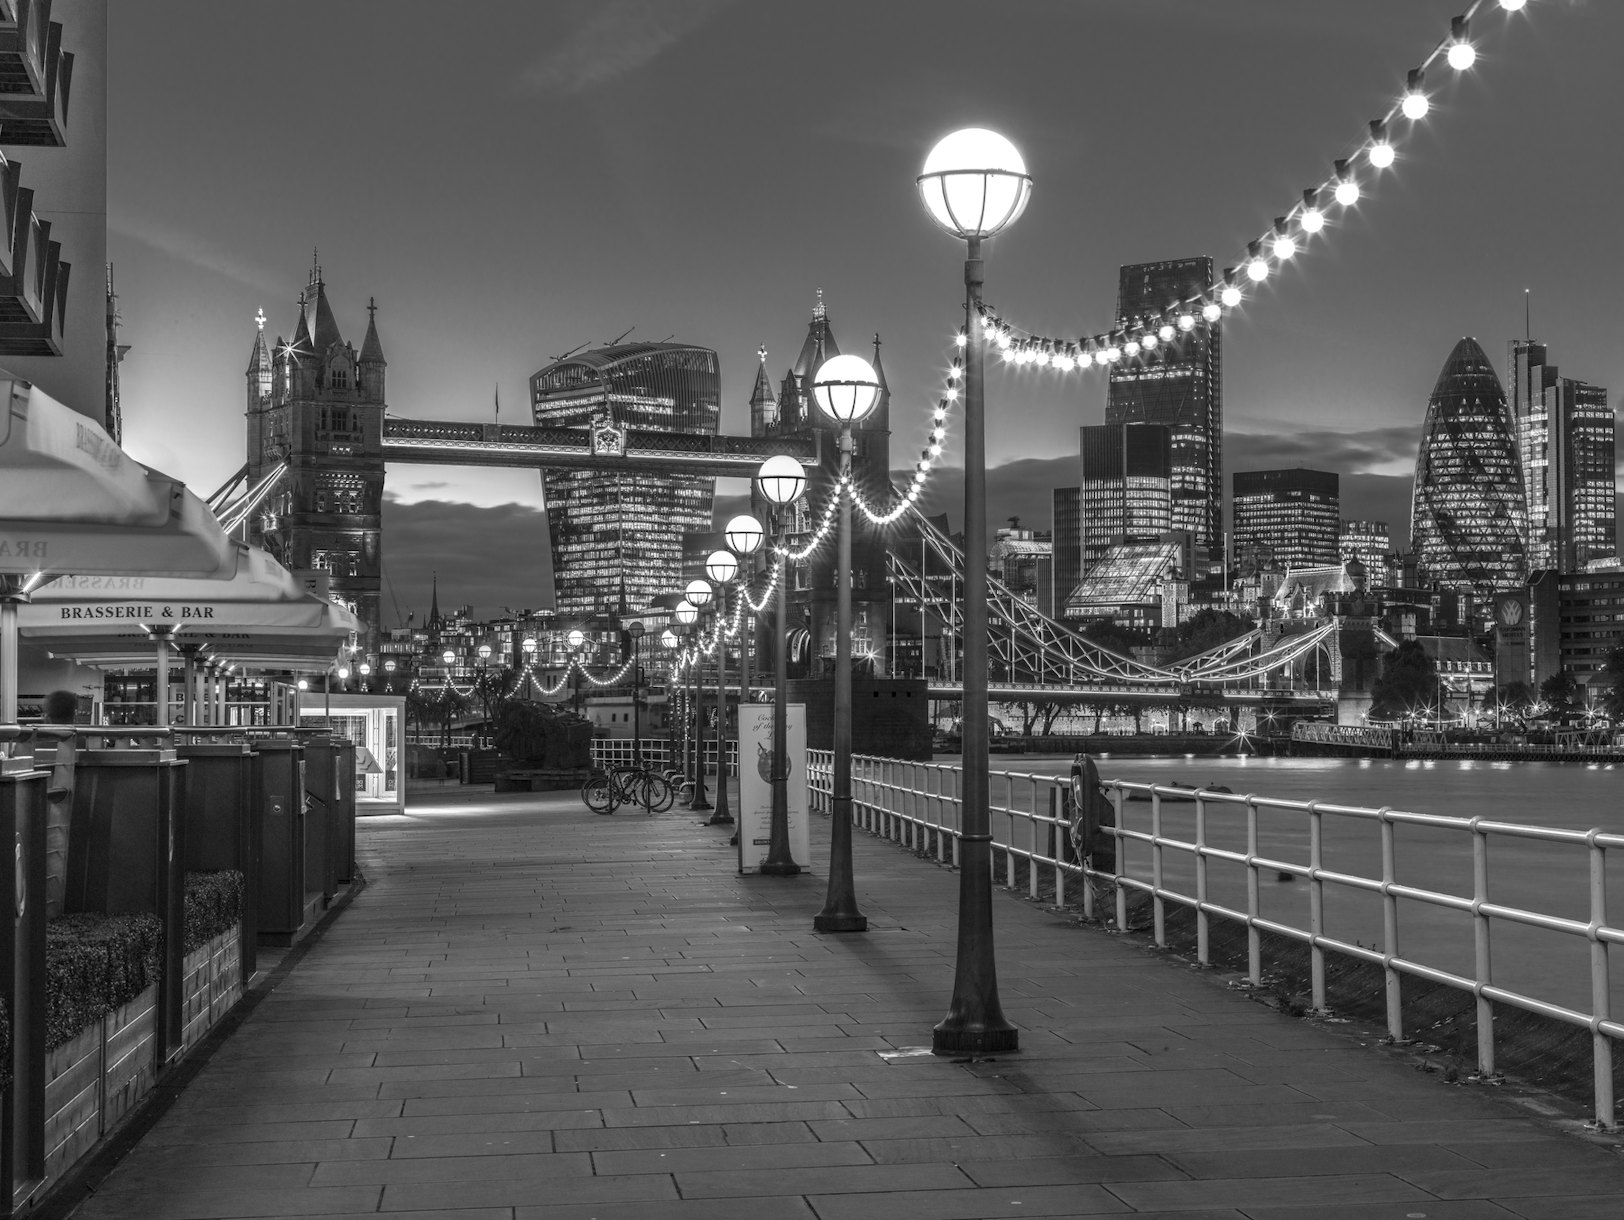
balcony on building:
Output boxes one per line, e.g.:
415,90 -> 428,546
0,9 -> 70,146
0,0 -> 49,100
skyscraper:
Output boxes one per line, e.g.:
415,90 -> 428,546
1080,422 -> 1171,573
1231,468 -> 1340,571
1507,340 -> 1617,572
1339,519 -> 1392,582
1411,337 -> 1527,600
1106,258 -> 1222,560
530,343 -> 720,618
1050,486 -> 1080,620
246,264 -> 388,656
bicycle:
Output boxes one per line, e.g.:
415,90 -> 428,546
582,764 -> 675,814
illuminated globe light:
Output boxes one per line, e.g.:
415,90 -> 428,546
1368,141 -> 1395,169
1271,234 -> 1297,260
1104,345 -> 1121,363
1220,284 -> 1243,308
1447,40 -> 1476,71
297,679 -> 309,691
337,666 -> 351,681
756,454 -> 807,506
1202,302 -> 1222,323
1032,348 -> 1050,367
724,514 -> 765,555
661,628 -> 677,649
996,331 -> 1012,350
705,549 -> 739,585
1300,207 -> 1325,234
477,643 -> 492,661
955,330 -> 968,347
1140,333 -> 1158,352
1123,340 -> 1140,357
1402,89 -> 1429,120
916,127 -> 1032,239
1157,324 -> 1175,342
684,577 -> 713,608
811,354 -> 881,423
1334,178 -> 1361,206
1177,312 -> 1196,332
673,600 -> 697,626
521,636 -> 537,655
929,442 -> 943,457
1246,257 -> 1269,282
441,649 -> 455,665
1053,352 -> 1074,371
359,662 -> 372,676
1500,0 -> 1526,10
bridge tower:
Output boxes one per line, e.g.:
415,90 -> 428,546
246,259 -> 388,660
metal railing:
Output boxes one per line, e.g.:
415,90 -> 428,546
808,748 -> 1623,1129
590,739 -> 737,771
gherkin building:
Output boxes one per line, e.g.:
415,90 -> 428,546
1410,337 -> 1527,599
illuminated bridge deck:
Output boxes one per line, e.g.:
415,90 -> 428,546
382,416 -> 820,476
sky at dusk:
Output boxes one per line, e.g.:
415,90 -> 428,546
107,1 -> 1624,623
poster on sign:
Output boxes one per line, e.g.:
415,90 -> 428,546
736,703 -> 809,873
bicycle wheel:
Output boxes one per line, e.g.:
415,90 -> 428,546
640,771 -> 675,812
582,773 -> 617,814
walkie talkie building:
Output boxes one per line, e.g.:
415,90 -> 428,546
1410,337 -> 1527,600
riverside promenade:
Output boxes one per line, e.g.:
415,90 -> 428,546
65,784 -> 1624,1219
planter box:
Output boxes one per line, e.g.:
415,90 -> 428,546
182,927 -> 243,1053
42,985 -> 157,1190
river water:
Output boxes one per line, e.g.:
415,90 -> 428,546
967,754 -> 1623,1021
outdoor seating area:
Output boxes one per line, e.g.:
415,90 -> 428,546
0,720 -> 360,1213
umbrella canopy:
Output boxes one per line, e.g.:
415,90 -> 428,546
1,381 -> 236,721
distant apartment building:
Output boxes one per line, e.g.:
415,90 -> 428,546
990,521 -> 1051,608
1080,422 -> 1172,573
1106,257 -> 1222,562
1231,468 -> 1339,571
1527,567 -> 1624,696
1051,486 -> 1080,620
1507,340 -> 1616,573
1339,519 -> 1391,582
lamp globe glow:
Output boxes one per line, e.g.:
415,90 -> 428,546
811,354 -> 881,424
566,629 -> 585,649
661,628 -> 678,649
1246,258 -> 1269,282
685,578 -> 713,608
441,649 -> 455,665
917,127 -> 1032,240
1177,312 -> 1196,331
521,636 -> 537,655
673,600 -> 698,626
1157,324 -> 1175,342
724,514 -> 765,555
359,662 -> 372,676
385,659 -> 397,672
1368,142 -> 1395,169
756,454 -> 807,506
705,549 -> 739,584
477,643 -> 492,660
297,678 -> 309,691
1271,234 -> 1296,260
337,666 -> 351,681
1447,40 -> 1476,70
1300,207 -> 1325,233
1500,0 -> 1526,9
1220,285 -> 1243,308
1334,179 -> 1360,206
1402,90 -> 1429,120
1202,302 -> 1222,323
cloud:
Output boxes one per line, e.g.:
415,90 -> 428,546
1226,426 -> 1419,477
519,0 -> 735,95
109,216 -> 282,294
381,498 -> 553,625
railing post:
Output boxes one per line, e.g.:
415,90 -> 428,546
1049,785 -> 1064,909
1588,831 -> 1614,1130
1309,801 -> 1326,1012
1151,789 -> 1166,948
1028,776 -> 1040,900
1246,795 -> 1261,985
1114,788 -> 1128,933
1194,794 -> 1209,966
1380,808 -> 1404,1042
1471,817 -> 1495,1079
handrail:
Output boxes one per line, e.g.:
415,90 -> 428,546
808,748 -> 1623,1131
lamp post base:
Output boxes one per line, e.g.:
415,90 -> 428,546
812,911 -> 867,933
931,1021 -> 1019,1056
760,859 -> 801,876
706,807 -> 733,826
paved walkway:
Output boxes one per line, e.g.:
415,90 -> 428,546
70,784 -> 1624,1219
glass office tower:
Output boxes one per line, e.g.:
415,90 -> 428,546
1411,337 -> 1527,600
1080,422 -> 1172,573
530,343 -> 720,617
1232,468 -> 1340,571
1106,258 -> 1222,561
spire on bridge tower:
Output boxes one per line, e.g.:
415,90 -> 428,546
749,344 -> 778,436
290,291 -> 311,354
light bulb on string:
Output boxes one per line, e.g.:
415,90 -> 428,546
1447,17 -> 1475,69
1247,258 -> 1269,283
1157,324 -> 1175,342
1367,120 -> 1394,168
1140,333 -> 1158,352
1402,69 -> 1429,119
1220,284 -> 1243,308
1201,301 -> 1222,322
1300,207 -> 1325,234
1500,0 -> 1525,10
1177,312 -> 1196,331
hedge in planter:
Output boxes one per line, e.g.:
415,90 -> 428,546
183,870 -> 244,954
45,914 -> 163,1052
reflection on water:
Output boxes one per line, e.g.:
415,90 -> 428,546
995,754 -> 1623,1019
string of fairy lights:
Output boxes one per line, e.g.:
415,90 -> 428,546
416,1 -> 1539,694
977,0 -> 1533,370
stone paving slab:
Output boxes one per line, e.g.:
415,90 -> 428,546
65,783 -> 1624,1219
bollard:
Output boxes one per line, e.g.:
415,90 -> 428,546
1,756 -> 49,1194
253,740 -> 307,945
177,740 -> 259,980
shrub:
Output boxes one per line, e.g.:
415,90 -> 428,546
45,914 -> 163,1052
0,994 -> 10,1092
184,870 -> 244,954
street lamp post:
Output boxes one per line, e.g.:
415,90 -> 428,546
628,621 -> 646,768
684,577 -> 715,812
521,635 -> 537,698
567,628 -> 586,716
756,456 -> 807,875
917,125 -> 1030,1054
674,598 -> 703,805
725,515 -> 766,708
810,353 -> 881,933
704,551 -> 739,826
660,626 -> 679,766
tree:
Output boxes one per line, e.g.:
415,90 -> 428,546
1164,609 -> 1255,663
472,665 -> 519,730
1599,647 -> 1624,722
1038,701 -> 1066,735
1369,639 -> 1440,721
1539,668 -> 1581,719
1492,681 -> 1535,729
